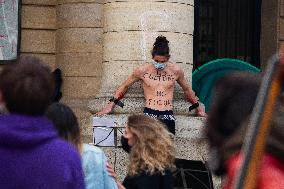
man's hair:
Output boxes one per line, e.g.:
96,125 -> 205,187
45,103 -> 82,153
151,35 -> 170,57
127,114 -> 175,176
0,56 -> 54,115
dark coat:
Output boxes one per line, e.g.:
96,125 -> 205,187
123,169 -> 173,189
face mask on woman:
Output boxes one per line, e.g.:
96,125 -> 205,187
121,135 -> 132,153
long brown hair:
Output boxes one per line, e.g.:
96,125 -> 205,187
45,103 -> 82,153
127,115 -> 175,176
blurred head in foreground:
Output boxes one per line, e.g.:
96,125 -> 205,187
0,56 -> 54,115
205,71 -> 284,182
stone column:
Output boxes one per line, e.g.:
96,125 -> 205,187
56,0 -> 104,140
89,0 -> 195,115
87,0 -> 210,181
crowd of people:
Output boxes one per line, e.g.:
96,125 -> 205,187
0,36 -> 283,189
0,55 -> 176,189
0,57 -> 85,189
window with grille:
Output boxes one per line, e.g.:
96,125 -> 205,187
193,0 -> 262,70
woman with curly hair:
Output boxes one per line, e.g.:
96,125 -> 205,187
108,114 -> 175,189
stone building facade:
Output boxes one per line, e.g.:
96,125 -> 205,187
1,0 -> 284,187
16,0 -> 207,183
18,0 -> 200,143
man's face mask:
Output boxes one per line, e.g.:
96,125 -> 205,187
120,135 -> 132,153
152,61 -> 167,70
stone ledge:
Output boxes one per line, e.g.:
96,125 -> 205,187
88,96 -> 203,116
105,0 -> 194,6
88,114 -> 205,138
175,115 -> 206,138
57,0 -> 104,4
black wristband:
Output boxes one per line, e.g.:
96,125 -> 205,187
188,102 -> 199,111
109,97 -> 119,104
109,97 -> 124,108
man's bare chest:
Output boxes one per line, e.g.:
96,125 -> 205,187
141,70 -> 177,88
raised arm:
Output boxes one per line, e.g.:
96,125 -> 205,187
97,69 -> 141,115
176,69 -> 206,117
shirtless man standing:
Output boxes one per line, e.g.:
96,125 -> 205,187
97,36 -> 206,134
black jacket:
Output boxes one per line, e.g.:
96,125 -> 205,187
123,170 -> 173,189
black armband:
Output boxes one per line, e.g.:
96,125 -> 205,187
109,97 -> 124,108
188,102 -> 199,111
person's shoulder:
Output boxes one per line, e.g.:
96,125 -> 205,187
167,62 -> 183,74
136,63 -> 152,70
82,144 -> 106,164
52,138 -> 81,158
45,138 -> 82,169
83,143 -> 104,154
48,137 -> 75,150
133,63 -> 151,75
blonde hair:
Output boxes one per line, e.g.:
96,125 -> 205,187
127,114 -> 175,176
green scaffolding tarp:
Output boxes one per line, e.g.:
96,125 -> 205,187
192,58 -> 261,112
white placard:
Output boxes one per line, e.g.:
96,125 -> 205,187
92,117 -> 115,146
93,127 -> 115,146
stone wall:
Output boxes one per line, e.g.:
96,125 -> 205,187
279,0 -> 284,49
260,0 -> 279,67
261,0 -> 284,67
21,0 -> 56,70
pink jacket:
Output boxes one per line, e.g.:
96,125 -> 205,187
223,153 -> 284,189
